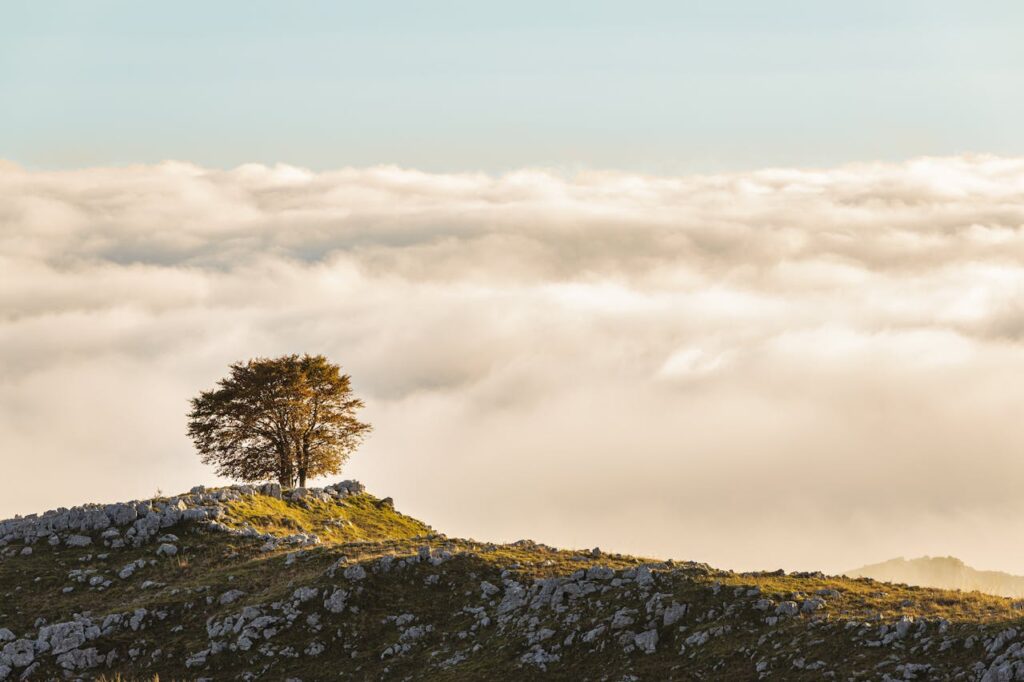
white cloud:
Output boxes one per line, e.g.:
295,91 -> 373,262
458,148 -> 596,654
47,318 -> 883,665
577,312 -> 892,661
656,347 -> 732,379
3,155 -> 1024,574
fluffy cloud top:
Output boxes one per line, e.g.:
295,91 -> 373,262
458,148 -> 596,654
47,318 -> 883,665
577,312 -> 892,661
3,156 -> 1024,573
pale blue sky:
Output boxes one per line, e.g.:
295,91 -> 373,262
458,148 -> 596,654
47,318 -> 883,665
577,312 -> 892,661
3,0 -> 1023,173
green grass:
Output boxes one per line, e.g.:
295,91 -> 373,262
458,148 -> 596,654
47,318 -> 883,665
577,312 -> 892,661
218,492 -> 434,543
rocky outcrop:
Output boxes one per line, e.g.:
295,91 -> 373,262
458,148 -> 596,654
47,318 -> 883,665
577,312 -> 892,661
0,481 -> 364,552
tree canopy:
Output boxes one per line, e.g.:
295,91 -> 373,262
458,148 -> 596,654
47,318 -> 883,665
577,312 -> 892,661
187,354 -> 371,488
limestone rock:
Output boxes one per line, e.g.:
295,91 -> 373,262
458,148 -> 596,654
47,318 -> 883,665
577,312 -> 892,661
634,629 -> 658,654
663,602 -> 688,626
65,535 -> 91,548
324,589 -> 348,614
219,590 -> 246,605
801,597 -> 826,613
156,543 -> 178,557
343,565 -> 367,581
1,640 -> 34,668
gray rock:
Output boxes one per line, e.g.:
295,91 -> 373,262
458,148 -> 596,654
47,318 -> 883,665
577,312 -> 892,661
107,504 -> 138,526
219,589 -> 246,605
993,629 -> 1018,657
399,624 -> 430,643
801,597 -> 826,613
185,649 -> 209,668
586,566 -> 615,581
663,602 -> 688,626
324,589 -> 348,613
129,609 -> 147,631
685,630 -> 710,647
118,559 -> 146,580
65,535 -> 91,548
343,565 -> 367,581
529,627 -> 556,644
634,566 -> 654,586
182,508 -> 209,522
610,608 -> 637,629
1,640 -> 34,668
896,616 -> 916,639
40,621 -> 86,655
634,629 -> 658,654
330,480 -> 364,497
56,647 -> 100,671
293,586 -> 318,603
155,543 -> 178,557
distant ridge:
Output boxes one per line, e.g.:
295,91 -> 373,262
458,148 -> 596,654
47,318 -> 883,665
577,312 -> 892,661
845,556 -> 1024,598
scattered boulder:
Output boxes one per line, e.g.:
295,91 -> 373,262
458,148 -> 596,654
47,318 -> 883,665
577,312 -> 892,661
324,589 -> 348,614
634,629 -> 658,654
118,559 -> 146,580
1,639 -> 34,668
155,543 -> 178,557
219,590 -> 246,605
293,587 -> 318,603
801,597 -> 826,613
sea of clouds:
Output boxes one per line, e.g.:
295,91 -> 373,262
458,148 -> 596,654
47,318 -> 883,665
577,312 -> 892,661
3,155 -> 1024,573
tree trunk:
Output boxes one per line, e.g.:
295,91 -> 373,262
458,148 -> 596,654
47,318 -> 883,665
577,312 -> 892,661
298,442 -> 309,489
276,444 -> 293,489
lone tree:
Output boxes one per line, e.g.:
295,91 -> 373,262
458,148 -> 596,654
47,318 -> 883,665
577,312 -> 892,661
187,354 -> 371,488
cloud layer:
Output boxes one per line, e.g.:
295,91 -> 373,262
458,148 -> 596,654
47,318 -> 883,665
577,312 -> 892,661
3,156 -> 1024,574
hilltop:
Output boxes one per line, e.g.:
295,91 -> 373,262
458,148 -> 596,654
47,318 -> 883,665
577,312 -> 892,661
2,484 -> 1024,680
846,557 -> 1024,600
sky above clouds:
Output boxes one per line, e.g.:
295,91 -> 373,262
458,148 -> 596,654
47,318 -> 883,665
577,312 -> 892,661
3,1 -> 1024,173
3,156 -> 1024,574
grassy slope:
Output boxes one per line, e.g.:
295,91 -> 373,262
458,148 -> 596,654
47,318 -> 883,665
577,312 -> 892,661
2,490 -> 1023,680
